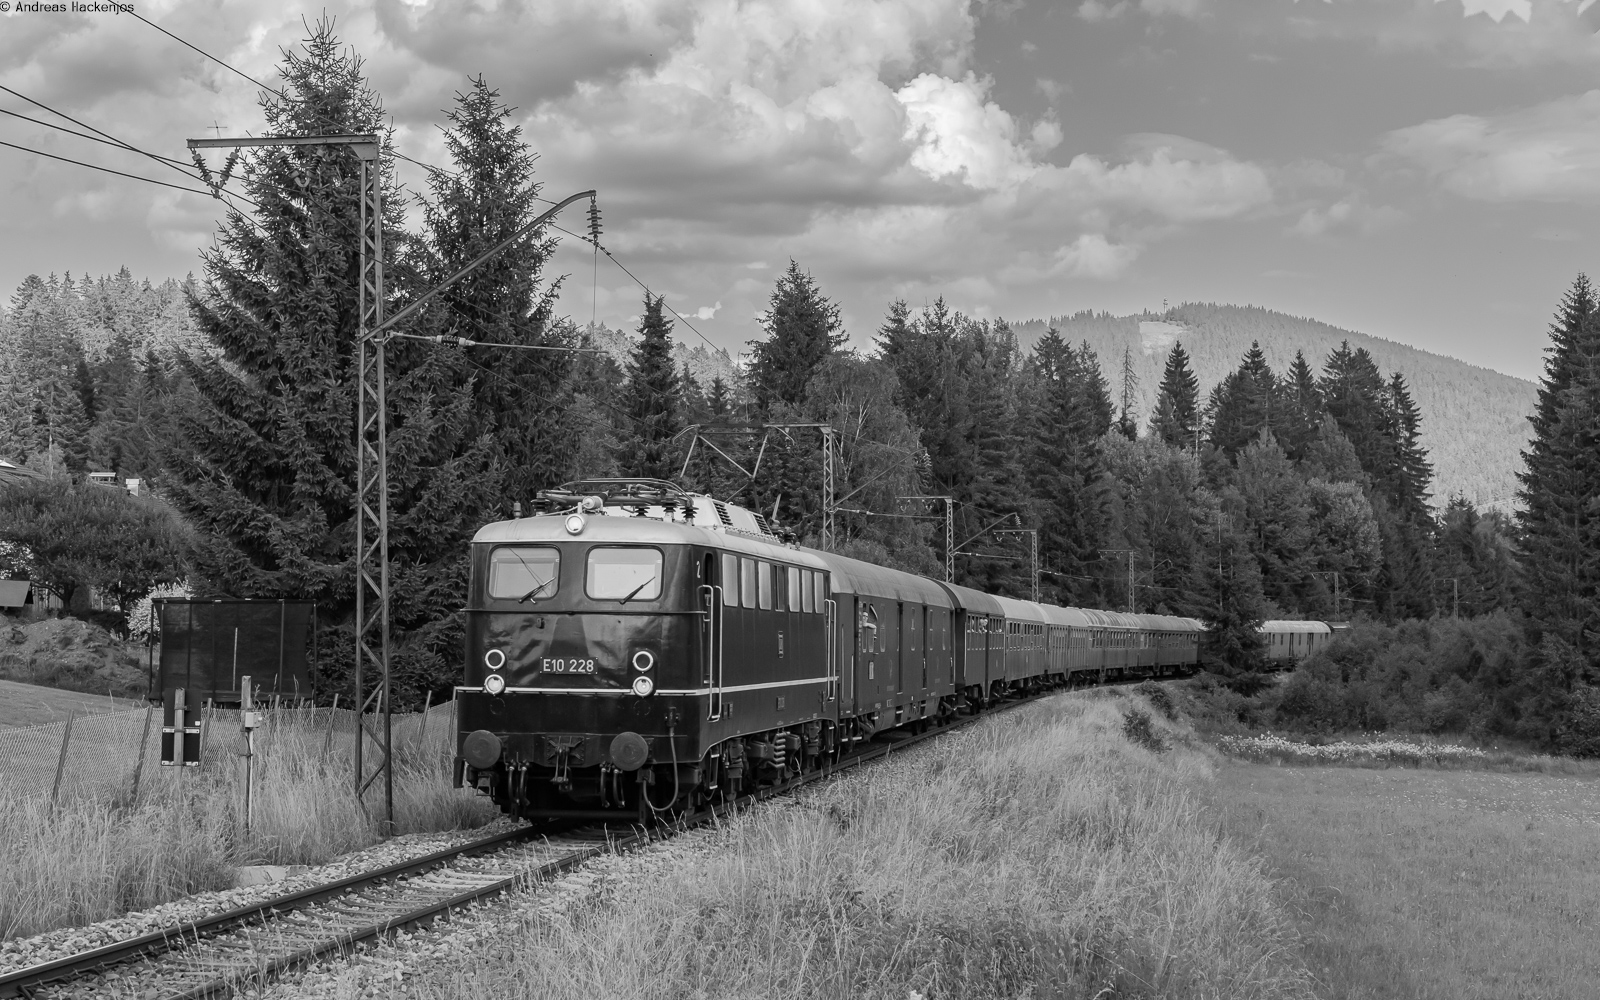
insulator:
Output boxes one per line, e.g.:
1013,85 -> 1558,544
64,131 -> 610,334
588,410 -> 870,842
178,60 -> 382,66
587,200 -> 602,244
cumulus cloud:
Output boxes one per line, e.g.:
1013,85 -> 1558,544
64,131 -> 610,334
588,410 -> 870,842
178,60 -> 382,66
695,300 -> 723,319
1051,234 -> 1139,279
1288,197 -> 1403,238
1385,91 -> 1600,204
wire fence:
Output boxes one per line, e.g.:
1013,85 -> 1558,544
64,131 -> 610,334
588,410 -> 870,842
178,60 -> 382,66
0,699 -> 458,805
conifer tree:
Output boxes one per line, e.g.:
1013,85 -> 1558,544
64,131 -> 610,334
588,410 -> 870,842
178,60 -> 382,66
1115,346 -> 1140,440
419,75 -> 578,503
746,261 -> 845,412
1518,274 -> 1600,681
1386,372 -> 1433,520
1150,341 -> 1200,451
1321,341 -> 1393,482
1280,350 -> 1323,462
1024,329 -> 1112,606
1208,342 -> 1279,458
616,294 -> 683,480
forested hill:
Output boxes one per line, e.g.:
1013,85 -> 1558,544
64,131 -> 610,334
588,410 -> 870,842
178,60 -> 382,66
581,322 -> 736,389
1009,303 -> 1536,510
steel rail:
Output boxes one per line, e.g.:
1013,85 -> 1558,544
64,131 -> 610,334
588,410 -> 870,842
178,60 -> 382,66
0,824 -> 546,998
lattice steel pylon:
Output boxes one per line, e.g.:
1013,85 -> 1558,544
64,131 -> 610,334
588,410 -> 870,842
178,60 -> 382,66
352,140 -> 392,828
188,133 -> 393,826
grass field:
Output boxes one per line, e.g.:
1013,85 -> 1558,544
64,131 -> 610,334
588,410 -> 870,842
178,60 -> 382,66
1209,759 -> 1600,1000
0,677 -> 146,727
407,691 -> 1317,1000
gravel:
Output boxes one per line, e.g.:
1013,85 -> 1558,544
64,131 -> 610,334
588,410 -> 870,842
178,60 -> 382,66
0,818 -> 521,977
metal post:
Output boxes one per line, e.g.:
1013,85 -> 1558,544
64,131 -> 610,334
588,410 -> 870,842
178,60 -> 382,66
821,426 -> 835,549
241,675 -> 254,839
353,144 -> 394,833
934,499 -> 947,585
1030,531 -> 1039,603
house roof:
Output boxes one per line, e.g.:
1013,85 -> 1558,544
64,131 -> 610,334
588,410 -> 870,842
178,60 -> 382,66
0,458 -> 45,488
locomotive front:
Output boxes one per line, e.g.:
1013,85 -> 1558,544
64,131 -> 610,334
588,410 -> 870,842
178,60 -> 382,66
454,509 -> 708,819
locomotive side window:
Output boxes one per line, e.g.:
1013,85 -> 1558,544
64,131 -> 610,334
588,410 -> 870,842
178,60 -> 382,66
801,571 -> 815,613
722,554 -> 739,606
487,546 -> 561,601
787,566 -> 802,611
758,562 -> 773,610
585,547 -> 663,602
741,558 -> 757,607
814,573 -> 826,613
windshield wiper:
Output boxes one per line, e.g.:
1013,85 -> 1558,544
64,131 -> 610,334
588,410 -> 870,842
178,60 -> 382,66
617,577 -> 655,605
517,577 -> 554,603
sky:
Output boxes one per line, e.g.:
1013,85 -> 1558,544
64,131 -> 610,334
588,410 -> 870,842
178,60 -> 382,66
2,0 -> 1598,382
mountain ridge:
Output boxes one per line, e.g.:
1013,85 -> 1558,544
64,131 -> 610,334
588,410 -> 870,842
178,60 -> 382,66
1007,303 -> 1535,510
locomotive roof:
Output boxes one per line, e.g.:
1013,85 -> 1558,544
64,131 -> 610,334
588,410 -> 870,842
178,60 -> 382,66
472,514 -> 833,569
1261,619 -> 1332,634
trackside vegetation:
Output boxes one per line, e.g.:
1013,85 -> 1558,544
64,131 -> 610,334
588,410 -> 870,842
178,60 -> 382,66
0,710 -> 494,942
406,691 -> 1317,1000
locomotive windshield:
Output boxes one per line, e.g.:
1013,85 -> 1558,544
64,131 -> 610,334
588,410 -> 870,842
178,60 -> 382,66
487,546 -> 561,602
586,546 -> 663,602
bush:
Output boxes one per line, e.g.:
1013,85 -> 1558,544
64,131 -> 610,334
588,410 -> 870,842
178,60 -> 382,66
1554,685 -> 1600,759
1121,707 -> 1168,753
1135,680 -> 1177,720
1272,613 -> 1532,739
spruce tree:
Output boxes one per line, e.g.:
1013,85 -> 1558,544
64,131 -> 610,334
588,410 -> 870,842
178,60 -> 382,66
418,75 -> 578,503
1518,274 -> 1600,682
1386,372 -> 1433,520
1280,350 -> 1323,462
1115,346 -> 1140,440
1321,341 -> 1393,483
746,261 -> 845,412
1150,340 -> 1200,451
1024,329 -> 1112,606
1208,342 -> 1277,458
616,295 -> 683,480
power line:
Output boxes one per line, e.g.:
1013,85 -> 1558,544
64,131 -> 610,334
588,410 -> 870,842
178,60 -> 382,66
0,83 -> 248,199
0,107 -> 194,169
0,140 -> 216,198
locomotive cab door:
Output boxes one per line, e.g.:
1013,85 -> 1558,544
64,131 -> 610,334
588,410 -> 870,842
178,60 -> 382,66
699,554 -> 725,720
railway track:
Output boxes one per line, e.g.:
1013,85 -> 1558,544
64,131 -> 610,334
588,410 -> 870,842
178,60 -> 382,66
2,686 -> 1080,1000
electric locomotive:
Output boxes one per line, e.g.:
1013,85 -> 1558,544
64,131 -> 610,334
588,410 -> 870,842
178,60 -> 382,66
453,479 -> 1219,822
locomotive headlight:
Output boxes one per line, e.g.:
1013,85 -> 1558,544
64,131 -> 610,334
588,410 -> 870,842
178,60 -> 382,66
564,514 -> 586,535
483,673 -> 507,696
484,648 -> 506,671
631,675 -> 654,697
631,649 -> 655,672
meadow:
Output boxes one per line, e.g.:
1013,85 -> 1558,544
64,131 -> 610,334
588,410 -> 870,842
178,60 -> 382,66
405,691 -> 1318,1000
1209,760 -> 1600,1000
0,707 -> 497,941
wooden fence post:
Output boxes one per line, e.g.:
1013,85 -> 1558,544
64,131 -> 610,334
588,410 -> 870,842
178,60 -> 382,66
129,704 -> 155,804
50,711 -> 76,812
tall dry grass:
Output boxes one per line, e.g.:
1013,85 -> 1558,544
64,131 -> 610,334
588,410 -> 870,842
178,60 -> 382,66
0,710 -> 496,941
412,692 -> 1316,1000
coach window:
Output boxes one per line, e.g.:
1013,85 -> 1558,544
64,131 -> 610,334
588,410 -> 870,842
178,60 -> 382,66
758,562 -> 773,610
787,566 -> 803,612
585,547 -> 662,602
801,571 -> 815,613
487,546 -> 560,601
741,558 -> 757,608
722,553 -> 739,606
